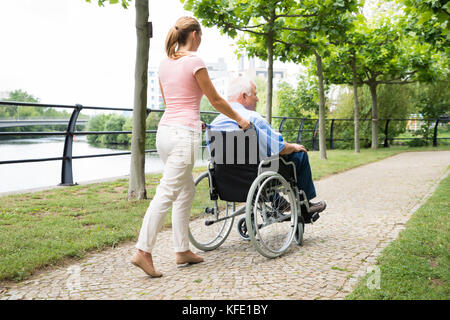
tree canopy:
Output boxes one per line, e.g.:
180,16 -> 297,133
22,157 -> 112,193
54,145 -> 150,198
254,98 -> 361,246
85,0 -> 132,9
398,0 -> 449,52
81,0 -> 448,155
184,0 -> 360,159
321,7 -> 444,148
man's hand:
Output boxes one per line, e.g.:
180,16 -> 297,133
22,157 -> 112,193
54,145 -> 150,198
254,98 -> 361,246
292,144 -> 307,153
280,142 -> 307,155
201,121 -> 206,131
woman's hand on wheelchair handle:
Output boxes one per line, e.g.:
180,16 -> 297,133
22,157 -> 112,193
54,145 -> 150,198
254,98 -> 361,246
237,118 -> 251,131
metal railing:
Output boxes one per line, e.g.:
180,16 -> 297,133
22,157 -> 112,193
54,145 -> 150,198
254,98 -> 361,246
0,101 -> 448,187
0,119 -> 89,128
0,101 -> 163,186
275,116 -> 449,150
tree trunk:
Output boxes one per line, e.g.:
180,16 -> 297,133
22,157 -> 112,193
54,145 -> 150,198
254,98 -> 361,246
369,82 -> 378,149
351,56 -> 360,153
314,51 -> 327,160
128,0 -> 149,200
266,31 -> 274,125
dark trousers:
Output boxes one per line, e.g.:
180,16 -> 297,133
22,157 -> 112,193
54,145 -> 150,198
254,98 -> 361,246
284,151 -> 316,200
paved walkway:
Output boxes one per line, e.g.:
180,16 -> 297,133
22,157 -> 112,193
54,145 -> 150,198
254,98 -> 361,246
1,151 -> 449,300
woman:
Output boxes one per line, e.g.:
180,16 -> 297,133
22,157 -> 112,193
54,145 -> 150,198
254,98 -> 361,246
131,16 -> 250,277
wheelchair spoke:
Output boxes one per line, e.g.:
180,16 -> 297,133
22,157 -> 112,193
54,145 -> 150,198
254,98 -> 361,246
247,172 -> 298,258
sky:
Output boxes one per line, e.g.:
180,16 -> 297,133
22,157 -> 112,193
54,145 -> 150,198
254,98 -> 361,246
0,0 -> 300,113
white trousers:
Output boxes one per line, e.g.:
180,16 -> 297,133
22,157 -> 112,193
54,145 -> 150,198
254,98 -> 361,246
135,124 -> 201,253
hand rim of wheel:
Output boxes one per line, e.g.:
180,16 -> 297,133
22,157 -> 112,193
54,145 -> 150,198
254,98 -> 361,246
245,171 -> 298,258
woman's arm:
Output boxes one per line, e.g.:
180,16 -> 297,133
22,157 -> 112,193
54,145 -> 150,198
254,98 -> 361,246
194,68 -> 250,130
159,80 -> 166,107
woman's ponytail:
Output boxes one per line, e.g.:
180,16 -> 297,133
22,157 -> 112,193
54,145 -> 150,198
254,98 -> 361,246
165,26 -> 179,59
164,17 -> 202,59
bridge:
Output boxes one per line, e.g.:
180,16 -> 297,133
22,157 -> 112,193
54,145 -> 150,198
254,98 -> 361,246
0,119 -> 88,128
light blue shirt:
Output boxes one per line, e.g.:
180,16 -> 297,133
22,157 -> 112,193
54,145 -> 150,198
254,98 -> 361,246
209,102 -> 286,159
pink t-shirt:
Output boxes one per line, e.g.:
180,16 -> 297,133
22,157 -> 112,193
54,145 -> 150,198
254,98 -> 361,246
158,54 -> 206,131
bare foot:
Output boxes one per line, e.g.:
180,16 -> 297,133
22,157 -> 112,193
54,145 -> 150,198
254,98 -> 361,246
131,250 -> 163,277
176,250 -> 204,265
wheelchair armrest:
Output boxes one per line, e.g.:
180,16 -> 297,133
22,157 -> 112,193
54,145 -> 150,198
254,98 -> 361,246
258,155 -> 297,185
258,155 -> 280,169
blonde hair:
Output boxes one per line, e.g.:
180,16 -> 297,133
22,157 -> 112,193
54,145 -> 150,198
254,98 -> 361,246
165,17 -> 202,59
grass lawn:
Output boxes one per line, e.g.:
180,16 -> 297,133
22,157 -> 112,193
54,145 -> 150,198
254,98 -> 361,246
0,145 -> 449,283
346,172 -> 450,300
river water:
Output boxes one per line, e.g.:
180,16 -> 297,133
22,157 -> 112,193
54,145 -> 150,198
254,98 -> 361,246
0,136 -> 209,194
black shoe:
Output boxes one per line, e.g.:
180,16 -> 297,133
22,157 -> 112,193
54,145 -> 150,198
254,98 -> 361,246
300,201 -> 326,224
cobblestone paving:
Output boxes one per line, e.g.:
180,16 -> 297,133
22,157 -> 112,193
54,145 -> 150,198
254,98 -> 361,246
1,151 -> 449,300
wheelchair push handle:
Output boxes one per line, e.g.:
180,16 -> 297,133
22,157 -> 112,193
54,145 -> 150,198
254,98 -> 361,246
237,119 -> 252,131
241,122 -> 255,132
203,121 -> 255,132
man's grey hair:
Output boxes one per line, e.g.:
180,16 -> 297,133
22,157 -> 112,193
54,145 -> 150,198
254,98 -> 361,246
227,76 -> 256,101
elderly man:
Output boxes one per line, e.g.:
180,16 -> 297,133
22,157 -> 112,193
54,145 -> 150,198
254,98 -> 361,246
210,76 -> 326,222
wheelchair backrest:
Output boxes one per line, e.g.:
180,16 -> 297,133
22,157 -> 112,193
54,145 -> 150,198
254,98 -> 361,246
205,127 -> 297,202
205,127 -> 260,202
206,126 -> 260,165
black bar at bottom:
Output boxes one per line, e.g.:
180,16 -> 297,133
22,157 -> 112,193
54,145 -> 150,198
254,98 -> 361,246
0,150 -> 158,165
0,156 -> 64,165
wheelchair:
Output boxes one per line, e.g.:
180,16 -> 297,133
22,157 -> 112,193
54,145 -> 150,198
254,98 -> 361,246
188,126 -> 314,259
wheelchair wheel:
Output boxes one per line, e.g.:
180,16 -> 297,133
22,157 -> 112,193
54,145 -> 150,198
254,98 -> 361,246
295,216 -> 305,246
188,171 -> 234,251
246,171 -> 298,258
236,217 -> 252,241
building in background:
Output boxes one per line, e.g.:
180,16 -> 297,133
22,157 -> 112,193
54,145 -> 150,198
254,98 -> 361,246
147,55 -> 294,109
237,55 -> 287,90
206,58 -> 228,98
407,114 -> 423,131
148,67 -> 164,110
0,91 -> 9,100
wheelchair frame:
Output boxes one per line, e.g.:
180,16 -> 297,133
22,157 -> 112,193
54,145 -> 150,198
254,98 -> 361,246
188,155 -> 313,259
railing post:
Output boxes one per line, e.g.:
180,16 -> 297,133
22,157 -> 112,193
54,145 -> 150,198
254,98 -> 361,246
384,119 -> 391,148
296,118 -> 306,144
278,117 -> 287,134
312,119 -> 319,151
144,108 -> 152,153
433,118 -> 439,147
60,104 -> 82,186
330,119 -> 335,150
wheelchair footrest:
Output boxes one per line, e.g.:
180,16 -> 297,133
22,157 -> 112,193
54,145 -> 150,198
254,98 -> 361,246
299,205 -> 321,224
